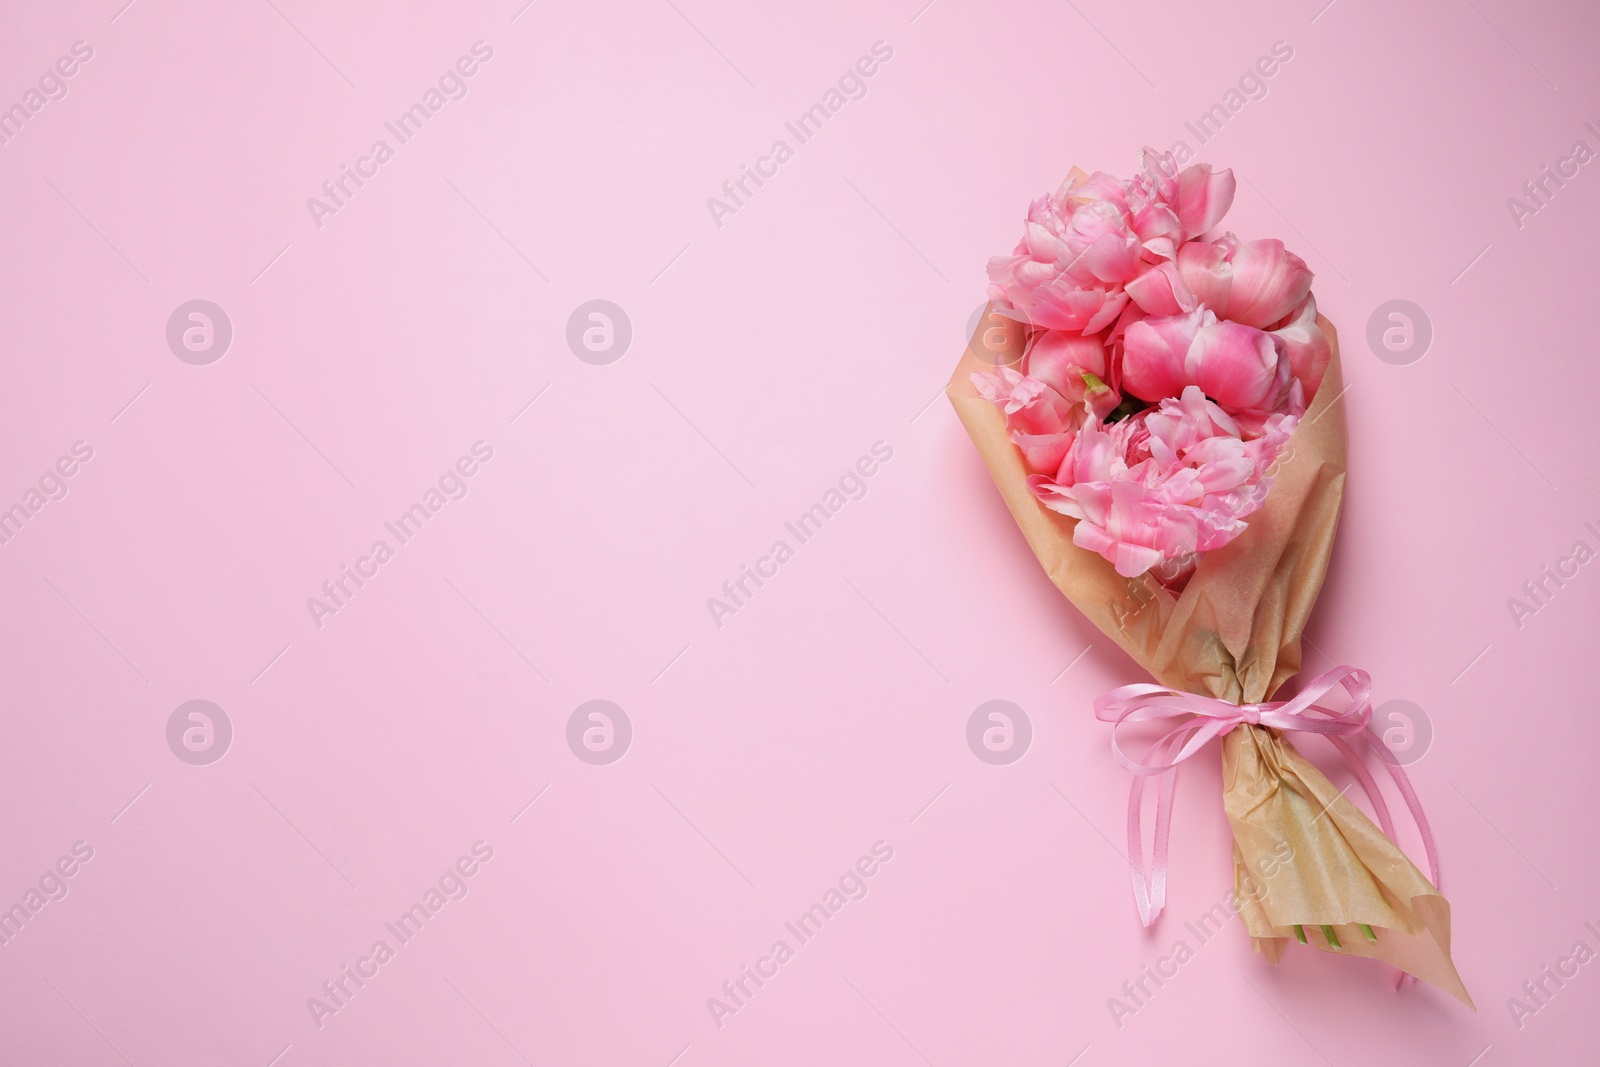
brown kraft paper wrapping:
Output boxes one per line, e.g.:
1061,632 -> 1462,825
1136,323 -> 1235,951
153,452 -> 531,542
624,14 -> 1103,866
948,306 -> 1471,1006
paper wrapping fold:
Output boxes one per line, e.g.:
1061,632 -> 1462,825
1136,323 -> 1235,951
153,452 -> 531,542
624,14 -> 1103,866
948,307 -> 1470,1005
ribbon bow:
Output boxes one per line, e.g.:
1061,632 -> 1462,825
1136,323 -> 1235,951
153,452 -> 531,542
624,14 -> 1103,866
1094,665 -> 1437,927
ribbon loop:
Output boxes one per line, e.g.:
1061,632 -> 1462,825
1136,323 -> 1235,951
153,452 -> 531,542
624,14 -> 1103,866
1093,666 -> 1436,928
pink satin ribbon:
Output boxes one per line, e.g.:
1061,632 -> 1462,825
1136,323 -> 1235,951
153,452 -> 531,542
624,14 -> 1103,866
1094,665 -> 1439,928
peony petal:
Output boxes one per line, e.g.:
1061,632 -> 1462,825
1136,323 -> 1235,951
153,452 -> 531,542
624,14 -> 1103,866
1130,201 -> 1182,245
1125,260 -> 1198,316
1140,236 -> 1178,263
1011,429 -> 1076,475
1186,320 -> 1287,411
1011,281 -> 1112,332
1073,517 -> 1167,578
1071,230 -> 1143,284
1022,219 -> 1060,259
971,368 -> 1073,435
1138,146 -> 1180,204
1054,166 -> 1091,198
1175,164 -> 1236,236
1225,239 -> 1314,328
1025,329 -> 1108,403
1083,289 -> 1130,334
1176,239 -> 1234,315
1271,294 -> 1331,401
1029,475 -> 1085,519
1085,379 -> 1122,420
1071,171 -> 1130,212
1120,308 -> 1207,402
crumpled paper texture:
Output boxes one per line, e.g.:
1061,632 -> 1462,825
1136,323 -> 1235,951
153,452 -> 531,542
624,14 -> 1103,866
948,305 -> 1470,1005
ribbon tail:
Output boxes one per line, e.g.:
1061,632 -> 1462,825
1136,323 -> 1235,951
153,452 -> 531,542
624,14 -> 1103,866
1326,733 -> 1412,991
1327,735 -> 1399,845
1360,727 -> 1446,993
1362,728 -> 1441,889
1124,732 -> 1186,926
1126,770 -> 1155,925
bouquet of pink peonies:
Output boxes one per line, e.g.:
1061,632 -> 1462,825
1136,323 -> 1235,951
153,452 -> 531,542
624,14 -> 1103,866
949,149 -> 1470,1005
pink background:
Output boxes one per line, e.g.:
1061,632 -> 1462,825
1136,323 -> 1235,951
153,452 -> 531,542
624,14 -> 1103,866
2,0 -> 1597,1063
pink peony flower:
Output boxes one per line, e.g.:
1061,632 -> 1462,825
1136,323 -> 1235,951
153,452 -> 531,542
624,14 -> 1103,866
984,183 -> 1132,332
971,366 -> 1074,436
1127,147 -> 1236,261
1176,234 -> 1314,329
971,366 -> 1084,476
1120,307 -> 1293,417
985,151 -> 1236,333
1023,329 -> 1118,415
1028,388 -> 1297,577
970,323 -> 1125,475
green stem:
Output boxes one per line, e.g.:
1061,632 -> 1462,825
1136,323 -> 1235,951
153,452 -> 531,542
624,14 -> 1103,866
1360,924 -> 1378,943
1322,925 -> 1342,950
1293,924 -> 1308,944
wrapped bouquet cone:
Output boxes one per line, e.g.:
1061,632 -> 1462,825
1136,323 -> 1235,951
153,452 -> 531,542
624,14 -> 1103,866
949,151 -> 1471,1007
